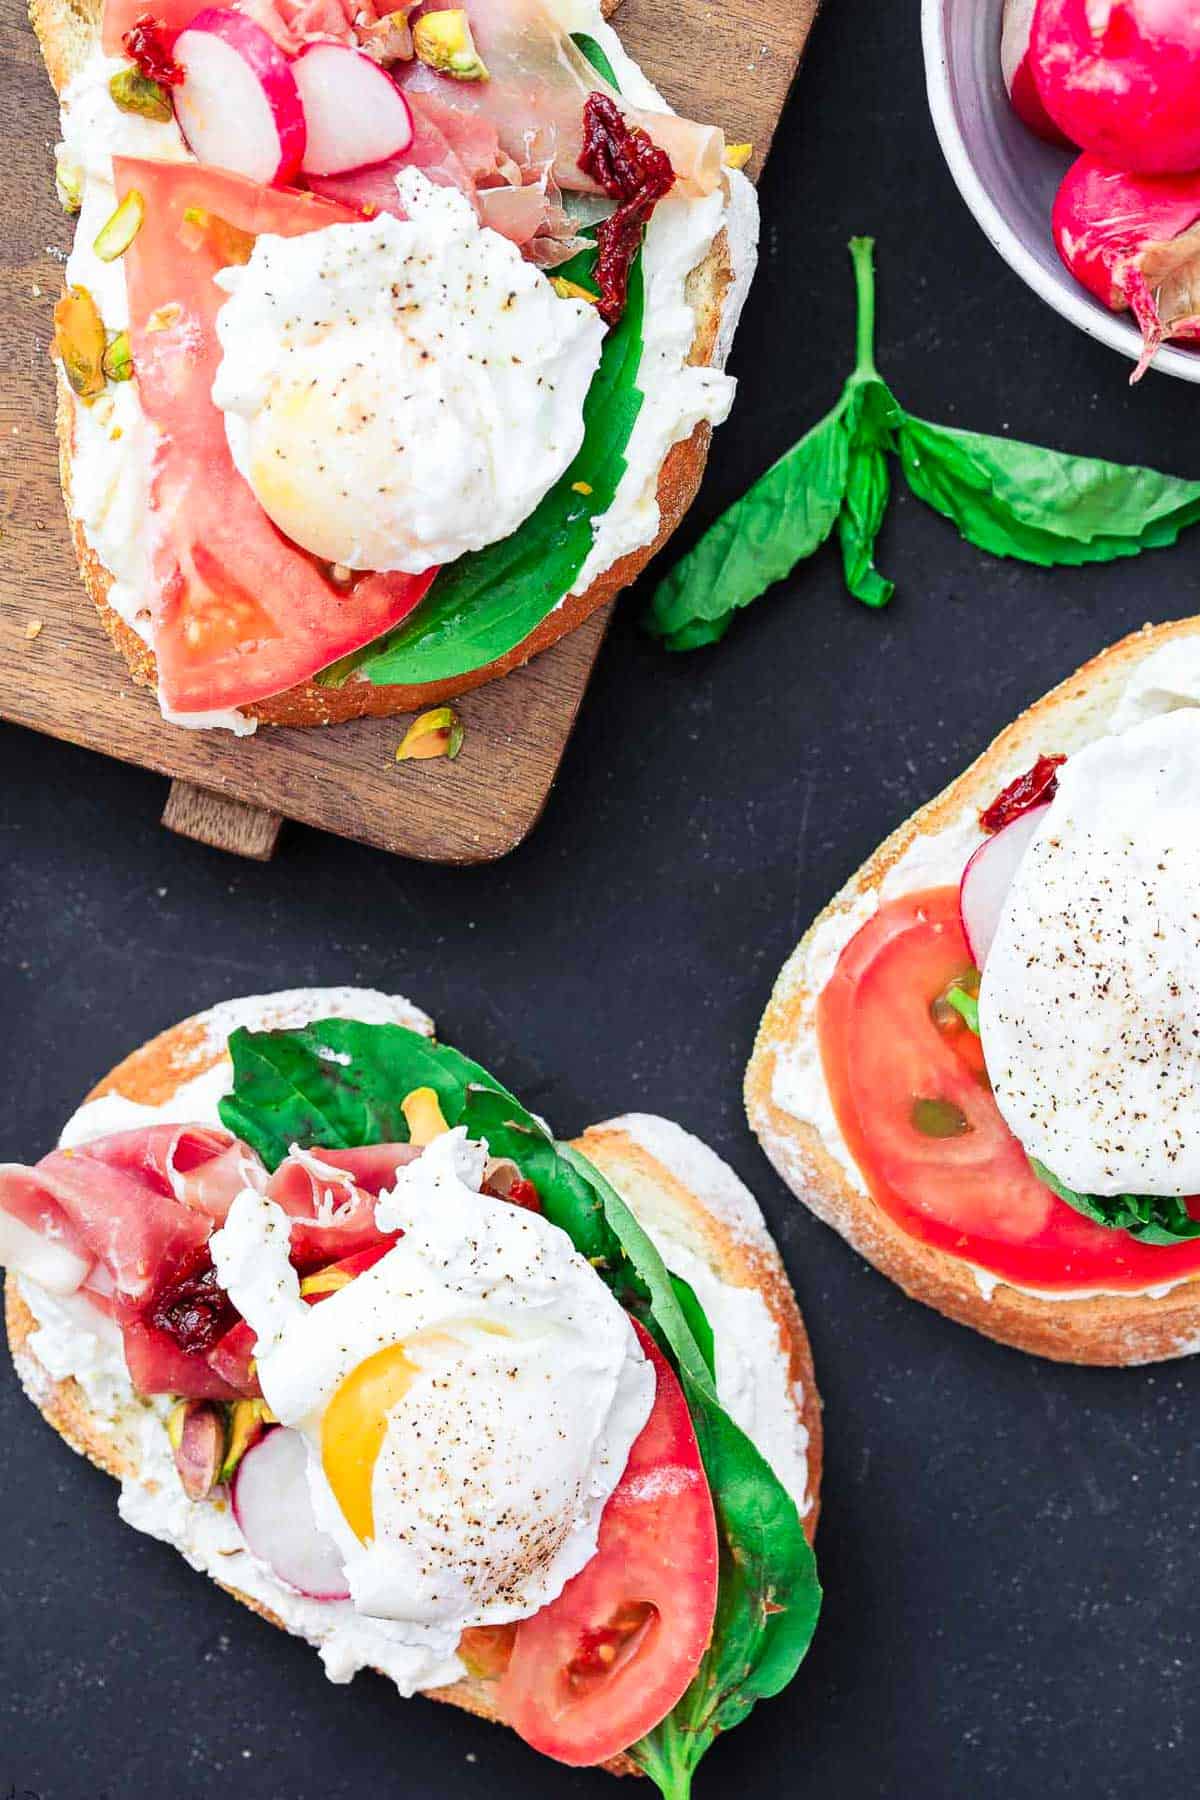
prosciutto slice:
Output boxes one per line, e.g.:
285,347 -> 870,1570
19,1127 -> 234,1303
0,1126 -> 425,1399
266,1141 -> 419,1267
401,0 -> 724,196
101,0 -> 381,56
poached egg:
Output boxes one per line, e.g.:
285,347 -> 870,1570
979,709 -> 1200,1197
211,172 -> 605,573
211,1130 -> 653,1674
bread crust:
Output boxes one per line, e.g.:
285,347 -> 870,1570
6,1000 -> 820,1770
32,0 -> 734,726
746,617 -> 1200,1367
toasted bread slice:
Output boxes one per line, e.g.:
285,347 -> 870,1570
5,994 -> 819,1772
746,617 -> 1200,1367
31,0 -> 740,726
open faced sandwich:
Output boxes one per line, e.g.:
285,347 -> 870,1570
1,988 -> 820,1790
39,0 -> 757,732
748,619 -> 1200,1366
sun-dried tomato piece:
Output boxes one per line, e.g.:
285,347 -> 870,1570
150,1251 -> 238,1355
579,93 -> 674,324
979,753 -> 1066,834
122,12 -> 184,87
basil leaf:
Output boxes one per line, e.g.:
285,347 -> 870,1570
671,1270 -> 716,1380
221,1022 -> 820,1793
559,1148 -> 821,1798
319,256 -> 645,688
838,379 -> 896,607
897,415 -> 1200,565
644,392 -> 855,650
1031,1159 -> 1200,1247
569,28 -> 619,86
631,1392 -> 821,1800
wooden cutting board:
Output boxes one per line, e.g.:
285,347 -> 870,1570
0,0 -> 820,863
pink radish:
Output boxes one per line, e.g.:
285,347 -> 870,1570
293,43 -> 413,178
1001,0 -> 1073,144
1030,0 -> 1200,174
1053,153 -> 1200,379
231,1426 -> 350,1600
959,804 -> 1050,969
173,8 -> 306,187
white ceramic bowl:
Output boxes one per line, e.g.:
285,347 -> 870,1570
922,0 -> 1200,383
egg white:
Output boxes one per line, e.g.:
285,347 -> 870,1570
212,1131 -> 654,1651
211,173 -> 605,573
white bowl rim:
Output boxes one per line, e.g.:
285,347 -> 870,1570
920,0 -> 1200,385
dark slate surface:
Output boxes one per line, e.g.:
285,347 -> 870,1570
5,1 -> 1200,1795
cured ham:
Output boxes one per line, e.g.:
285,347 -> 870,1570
0,1126 -> 422,1398
102,0 -> 380,57
400,0 -> 723,196
305,90 -> 488,210
265,1142 -> 418,1267
307,92 -> 583,262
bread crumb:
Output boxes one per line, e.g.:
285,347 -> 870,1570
25,618 -> 44,641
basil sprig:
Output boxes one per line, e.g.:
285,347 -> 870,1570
646,237 -> 1200,650
1030,1160 -> 1200,1247
219,1020 -> 820,1796
943,982 -> 1200,1247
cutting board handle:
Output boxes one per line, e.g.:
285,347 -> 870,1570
162,780 -> 283,861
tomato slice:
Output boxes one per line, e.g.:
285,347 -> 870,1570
498,1320 -> 717,1766
818,886 -> 1200,1290
115,157 -> 437,712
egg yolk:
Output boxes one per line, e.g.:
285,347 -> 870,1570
321,1343 -> 417,1543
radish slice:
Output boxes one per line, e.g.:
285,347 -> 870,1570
174,8 -> 306,188
231,1427 -> 350,1600
959,803 -> 1050,969
293,43 -> 414,178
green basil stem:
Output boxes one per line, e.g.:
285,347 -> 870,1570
850,235 -> 878,380
944,984 -> 980,1034
645,240 -> 1200,648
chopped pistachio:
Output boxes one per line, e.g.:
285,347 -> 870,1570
401,1085 -> 450,1146
54,148 -> 83,215
550,275 -> 599,304
53,286 -> 106,400
102,330 -> 134,382
93,188 -> 145,262
396,704 -> 464,762
180,206 -> 256,267
359,8 -> 415,62
412,9 -> 489,79
108,65 -> 173,122
300,1266 -> 355,1299
723,142 -> 753,170
167,1399 -> 227,1501
146,301 -> 183,332
218,1399 -> 270,1484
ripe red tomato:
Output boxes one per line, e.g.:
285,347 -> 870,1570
818,886 -> 1200,1290
116,157 -> 436,713
498,1320 -> 717,1766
